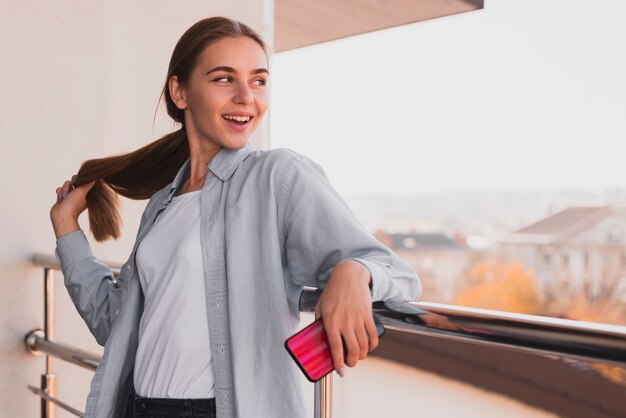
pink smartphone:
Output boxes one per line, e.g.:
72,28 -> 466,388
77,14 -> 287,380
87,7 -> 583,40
284,314 -> 385,382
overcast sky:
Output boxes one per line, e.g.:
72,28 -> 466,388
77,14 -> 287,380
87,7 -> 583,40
269,0 -> 626,196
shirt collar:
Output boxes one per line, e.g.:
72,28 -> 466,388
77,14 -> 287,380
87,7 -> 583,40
165,141 -> 256,201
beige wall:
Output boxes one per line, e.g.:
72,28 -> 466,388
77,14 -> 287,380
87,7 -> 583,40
0,1 -> 271,416
2,1 -> 555,417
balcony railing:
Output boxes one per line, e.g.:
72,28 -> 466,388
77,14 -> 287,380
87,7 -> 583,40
26,253 -> 626,418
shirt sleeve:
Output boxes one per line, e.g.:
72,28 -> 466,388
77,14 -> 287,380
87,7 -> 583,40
278,152 -> 422,302
55,228 -> 124,346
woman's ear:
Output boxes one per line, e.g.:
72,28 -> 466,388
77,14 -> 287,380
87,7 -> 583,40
168,75 -> 188,111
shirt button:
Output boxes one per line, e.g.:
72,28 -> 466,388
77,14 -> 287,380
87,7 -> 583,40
126,264 -> 132,271
220,346 -> 225,355
215,297 -> 220,307
224,396 -> 229,404
115,309 -> 120,316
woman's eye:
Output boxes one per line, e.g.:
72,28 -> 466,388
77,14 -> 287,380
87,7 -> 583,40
214,76 -> 231,83
254,78 -> 268,86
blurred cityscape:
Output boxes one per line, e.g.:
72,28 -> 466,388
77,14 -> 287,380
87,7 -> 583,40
348,189 -> 626,326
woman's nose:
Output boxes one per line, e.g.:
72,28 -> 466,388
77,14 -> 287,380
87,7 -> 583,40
233,82 -> 253,104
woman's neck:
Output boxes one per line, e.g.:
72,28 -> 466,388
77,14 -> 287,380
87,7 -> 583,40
179,146 -> 222,195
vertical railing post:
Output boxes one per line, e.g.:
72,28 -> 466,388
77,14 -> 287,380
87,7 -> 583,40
42,268 -> 56,418
313,374 -> 333,418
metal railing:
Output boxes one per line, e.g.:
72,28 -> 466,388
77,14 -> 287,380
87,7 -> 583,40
25,254 -> 120,418
26,254 -> 626,418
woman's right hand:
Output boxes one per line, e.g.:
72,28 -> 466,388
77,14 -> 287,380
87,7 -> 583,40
50,174 -> 96,239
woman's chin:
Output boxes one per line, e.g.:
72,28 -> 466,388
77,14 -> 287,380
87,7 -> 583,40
221,136 -> 252,150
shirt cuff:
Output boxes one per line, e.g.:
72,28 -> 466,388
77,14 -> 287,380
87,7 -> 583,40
345,257 -> 392,302
55,229 -> 95,270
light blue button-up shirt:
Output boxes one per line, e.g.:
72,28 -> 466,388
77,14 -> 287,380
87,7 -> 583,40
55,141 -> 422,418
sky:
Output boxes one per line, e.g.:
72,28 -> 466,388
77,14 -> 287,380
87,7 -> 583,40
269,0 -> 626,196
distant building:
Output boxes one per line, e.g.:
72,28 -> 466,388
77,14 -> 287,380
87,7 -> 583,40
498,206 -> 626,302
374,230 -> 481,303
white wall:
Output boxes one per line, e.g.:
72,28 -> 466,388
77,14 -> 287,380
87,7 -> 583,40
0,1 -> 271,416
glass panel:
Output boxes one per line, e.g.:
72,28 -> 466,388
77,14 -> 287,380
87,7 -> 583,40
272,0 -> 626,329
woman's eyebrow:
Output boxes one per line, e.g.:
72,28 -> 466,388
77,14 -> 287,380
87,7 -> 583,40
206,66 -> 269,75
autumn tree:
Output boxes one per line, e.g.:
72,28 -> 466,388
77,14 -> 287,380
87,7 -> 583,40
455,262 -> 542,314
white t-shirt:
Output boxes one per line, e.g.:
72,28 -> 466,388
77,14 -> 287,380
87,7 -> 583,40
133,189 -> 215,398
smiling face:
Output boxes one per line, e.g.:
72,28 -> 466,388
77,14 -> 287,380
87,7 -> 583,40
169,36 -> 270,150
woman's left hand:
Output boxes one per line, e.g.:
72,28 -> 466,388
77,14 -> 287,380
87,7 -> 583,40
315,259 -> 378,377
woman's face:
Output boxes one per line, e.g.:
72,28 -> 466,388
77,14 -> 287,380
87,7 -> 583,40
173,36 -> 269,150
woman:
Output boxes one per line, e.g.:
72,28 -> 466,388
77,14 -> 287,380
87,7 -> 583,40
50,17 -> 421,418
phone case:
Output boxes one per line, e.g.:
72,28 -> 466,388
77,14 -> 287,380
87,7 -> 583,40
284,314 -> 385,382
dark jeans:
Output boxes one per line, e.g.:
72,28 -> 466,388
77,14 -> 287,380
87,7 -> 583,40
124,387 -> 217,418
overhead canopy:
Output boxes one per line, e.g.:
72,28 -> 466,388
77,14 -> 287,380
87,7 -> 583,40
275,0 -> 483,52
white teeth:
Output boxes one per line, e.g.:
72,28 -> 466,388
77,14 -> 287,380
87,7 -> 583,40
223,115 -> 251,122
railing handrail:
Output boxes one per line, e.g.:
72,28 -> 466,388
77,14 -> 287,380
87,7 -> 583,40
26,330 -> 101,371
299,289 -> 626,367
31,254 -> 626,367
414,301 -> 626,335
27,290 -> 626,370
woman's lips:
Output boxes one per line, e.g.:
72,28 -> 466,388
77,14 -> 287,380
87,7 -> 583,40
222,117 -> 253,132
